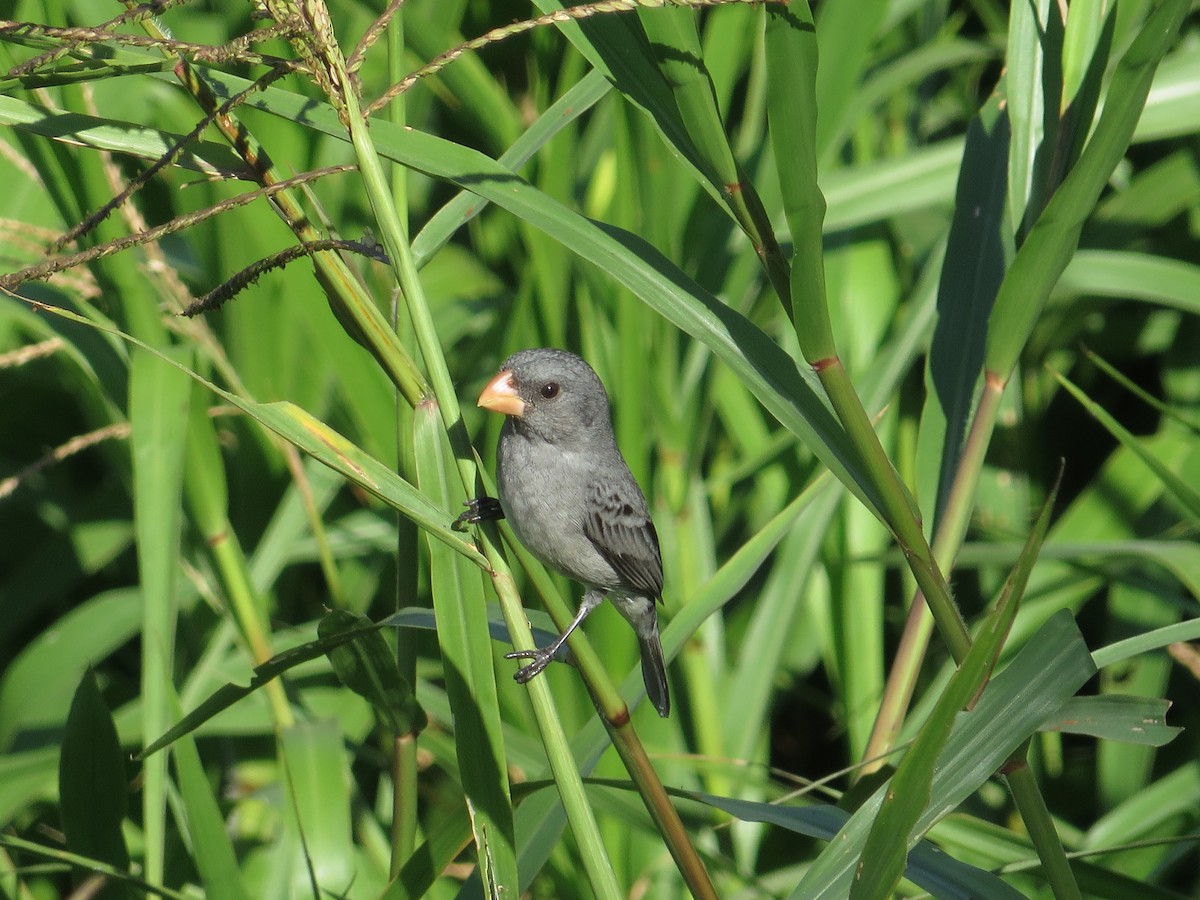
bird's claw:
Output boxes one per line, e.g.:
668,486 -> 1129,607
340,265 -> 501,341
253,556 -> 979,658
451,496 -> 504,531
504,647 -> 556,683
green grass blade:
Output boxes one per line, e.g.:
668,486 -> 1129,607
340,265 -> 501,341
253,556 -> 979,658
1092,618 -> 1200,669
319,609 -> 427,736
168,692 -> 253,900
412,402 -> 520,897
850,476 -> 1058,900
58,669 -> 132,900
1052,369 -> 1200,518
279,719 -> 355,896
985,0 -> 1191,379
130,347 -> 191,885
919,92 -> 1013,522
1042,695 -> 1180,747
792,610 -> 1096,898
1058,250 -> 1200,315
693,794 -> 1026,900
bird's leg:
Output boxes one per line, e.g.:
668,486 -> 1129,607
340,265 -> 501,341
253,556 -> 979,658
506,589 -> 605,683
451,496 -> 504,532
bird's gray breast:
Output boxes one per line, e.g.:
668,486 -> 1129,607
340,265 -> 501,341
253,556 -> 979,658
495,423 -> 623,589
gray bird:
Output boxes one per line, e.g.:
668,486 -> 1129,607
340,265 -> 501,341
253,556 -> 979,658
461,348 -> 670,717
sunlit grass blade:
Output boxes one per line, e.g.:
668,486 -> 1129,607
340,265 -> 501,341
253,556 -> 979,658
0,93 -> 250,176
1058,250 -> 1200,316
279,719 -> 355,896
1092,618 -> 1200,669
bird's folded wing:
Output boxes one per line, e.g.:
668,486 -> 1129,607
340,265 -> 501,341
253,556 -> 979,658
583,482 -> 664,599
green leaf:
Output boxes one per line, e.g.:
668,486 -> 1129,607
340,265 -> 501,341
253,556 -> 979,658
985,0 -> 1191,378
58,669 -> 131,900
139,620 -> 383,759
412,401 -> 519,895
692,794 -> 1026,900
318,609 -> 426,736
1042,695 -> 1180,747
0,92 -> 249,177
919,91 -> 1013,522
280,719 -> 355,896
169,697 -> 253,900
792,611 -> 1096,899
850,476 -> 1059,900
1052,368 -> 1200,519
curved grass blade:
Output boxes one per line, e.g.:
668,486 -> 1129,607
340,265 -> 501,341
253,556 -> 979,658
319,610 -> 427,736
138,619 -> 383,759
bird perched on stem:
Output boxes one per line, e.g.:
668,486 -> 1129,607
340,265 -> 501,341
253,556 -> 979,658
456,348 -> 670,717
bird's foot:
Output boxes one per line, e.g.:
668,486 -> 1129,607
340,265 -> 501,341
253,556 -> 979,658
504,646 -> 559,683
452,496 -> 504,531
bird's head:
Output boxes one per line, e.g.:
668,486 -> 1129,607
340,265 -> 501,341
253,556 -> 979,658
477,348 -> 614,446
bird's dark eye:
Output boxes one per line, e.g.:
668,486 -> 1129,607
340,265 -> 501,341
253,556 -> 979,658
540,382 -> 560,399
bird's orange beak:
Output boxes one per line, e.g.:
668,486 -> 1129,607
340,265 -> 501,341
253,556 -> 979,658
477,369 -> 525,417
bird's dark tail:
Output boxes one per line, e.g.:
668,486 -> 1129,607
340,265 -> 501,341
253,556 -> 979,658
638,624 -> 670,718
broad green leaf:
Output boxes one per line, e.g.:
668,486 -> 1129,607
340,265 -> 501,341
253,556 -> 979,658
919,91 -> 1013,524
58,669 -> 131,900
0,93 -> 249,177
0,588 -> 141,750
319,609 -> 427,736
1042,695 -> 1180,747
792,611 -> 1096,899
850,476 -> 1058,900
985,0 -> 1190,378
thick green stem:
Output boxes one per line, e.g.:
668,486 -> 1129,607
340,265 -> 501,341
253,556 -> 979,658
816,359 -> 972,663
861,373 -> 1005,770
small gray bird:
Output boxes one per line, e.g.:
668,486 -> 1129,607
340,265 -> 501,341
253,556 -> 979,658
460,348 -> 670,717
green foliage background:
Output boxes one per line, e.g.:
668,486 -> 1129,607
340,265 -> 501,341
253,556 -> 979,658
1,0 -> 1198,897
